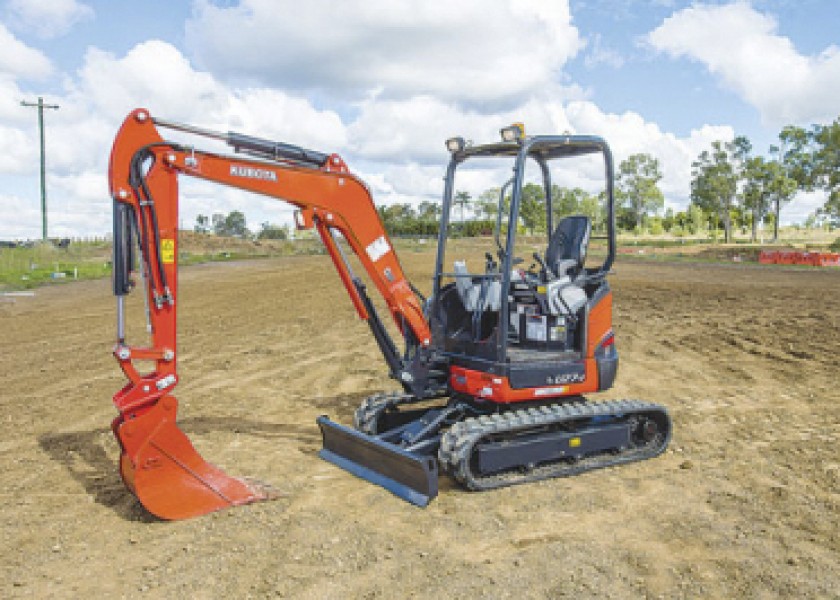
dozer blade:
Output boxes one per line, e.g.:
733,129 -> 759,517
317,416 -> 438,507
113,396 -> 279,520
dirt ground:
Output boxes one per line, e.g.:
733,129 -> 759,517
1,250 -> 838,598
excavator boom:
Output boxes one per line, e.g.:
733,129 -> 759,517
109,109 -> 436,518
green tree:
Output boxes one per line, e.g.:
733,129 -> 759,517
550,185 -> 580,216
377,203 -> 416,235
773,125 -> 812,187
766,161 -> 797,241
549,186 -> 604,231
258,222 -> 289,240
809,118 -> 840,223
213,210 -> 248,237
453,190 -> 471,224
686,204 -> 706,235
194,214 -> 210,234
741,156 -> 773,242
417,200 -> 441,222
648,216 -> 664,235
476,188 -> 501,220
690,141 -> 740,242
662,207 -> 675,232
769,125 -> 812,236
519,183 -> 547,234
616,153 -> 665,230
578,191 -> 605,231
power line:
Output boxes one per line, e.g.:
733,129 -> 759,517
20,97 -> 60,241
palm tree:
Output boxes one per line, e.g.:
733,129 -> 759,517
453,190 -> 471,223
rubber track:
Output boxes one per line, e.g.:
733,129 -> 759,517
353,391 -> 420,435
437,399 -> 671,491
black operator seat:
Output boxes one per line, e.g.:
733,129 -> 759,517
541,215 -> 591,317
545,215 -> 591,281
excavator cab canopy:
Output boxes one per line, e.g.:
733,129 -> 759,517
429,132 -> 617,368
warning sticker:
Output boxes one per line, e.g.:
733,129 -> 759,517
366,235 -> 391,262
160,239 -> 175,264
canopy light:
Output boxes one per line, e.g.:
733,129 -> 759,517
445,136 -> 465,153
500,123 -> 525,142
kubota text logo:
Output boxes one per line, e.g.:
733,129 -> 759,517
230,165 -> 278,181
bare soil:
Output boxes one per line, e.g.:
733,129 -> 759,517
1,251 -> 838,598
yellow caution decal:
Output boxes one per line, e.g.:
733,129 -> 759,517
161,239 -> 175,264
569,437 -> 581,448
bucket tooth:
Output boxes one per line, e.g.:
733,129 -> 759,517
114,396 -> 279,520
317,416 -> 438,507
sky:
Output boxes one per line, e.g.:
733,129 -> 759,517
1,0 -> 838,239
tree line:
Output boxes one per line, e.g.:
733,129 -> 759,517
194,212 -> 289,240
688,118 -> 840,242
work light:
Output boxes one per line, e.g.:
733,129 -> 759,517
445,136 -> 465,153
500,123 -> 525,142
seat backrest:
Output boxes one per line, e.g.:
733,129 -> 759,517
452,261 -> 474,305
452,260 -> 501,311
545,215 -> 591,278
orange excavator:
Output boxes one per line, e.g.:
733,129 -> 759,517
109,109 -> 671,519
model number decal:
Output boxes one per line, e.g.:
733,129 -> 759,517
546,372 -> 585,385
230,165 -> 278,181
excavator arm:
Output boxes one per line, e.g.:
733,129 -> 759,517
108,109 -> 435,518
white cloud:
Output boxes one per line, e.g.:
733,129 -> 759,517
185,0 -> 582,106
6,0 -> 93,39
67,41 -> 347,148
221,88 -> 346,151
0,76 -> 37,123
0,22 -> 53,79
0,192 -> 42,239
74,41 -> 229,123
584,34 -> 625,69
646,1 -> 840,125
0,123 -> 37,174
346,95 -> 734,213
348,95 -> 577,164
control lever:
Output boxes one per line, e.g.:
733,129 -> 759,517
484,252 -> 497,273
532,252 -> 552,279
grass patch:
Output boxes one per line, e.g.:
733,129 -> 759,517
3,229 -> 835,292
0,241 -> 112,290
0,233 -> 328,292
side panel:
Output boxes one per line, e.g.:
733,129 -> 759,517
449,364 -> 598,403
448,289 -> 615,404
589,289 -> 618,391
586,290 -> 613,357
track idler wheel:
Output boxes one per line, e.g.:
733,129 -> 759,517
113,396 -> 279,520
630,415 -> 663,447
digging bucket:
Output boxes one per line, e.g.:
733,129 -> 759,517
113,396 -> 277,520
317,416 -> 438,507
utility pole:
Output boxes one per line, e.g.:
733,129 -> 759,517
21,97 -> 60,241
